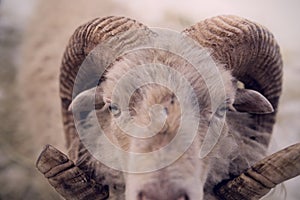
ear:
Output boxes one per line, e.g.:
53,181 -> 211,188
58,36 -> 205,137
68,87 -> 107,112
233,88 -> 274,114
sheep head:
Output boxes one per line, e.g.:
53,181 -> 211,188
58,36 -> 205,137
36,16 -> 300,200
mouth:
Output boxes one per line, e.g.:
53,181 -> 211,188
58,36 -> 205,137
137,190 -> 190,200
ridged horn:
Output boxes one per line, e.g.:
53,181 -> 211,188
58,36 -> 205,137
59,16 -> 154,156
216,142 -> 300,200
36,145 -> 109,200
183,15 -> 283,146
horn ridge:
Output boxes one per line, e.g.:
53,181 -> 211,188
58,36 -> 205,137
183,15 -> 283,144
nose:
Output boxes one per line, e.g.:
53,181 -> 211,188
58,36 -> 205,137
137,185 -> 190,200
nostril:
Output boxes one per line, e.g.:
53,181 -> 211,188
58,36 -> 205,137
138,191 -> 148,200
178,193 -> 190,200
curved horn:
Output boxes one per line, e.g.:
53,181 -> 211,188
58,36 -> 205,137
216,143 -> 300,200
36,145 -> 109,200
183,15 -> 283,146
59,16 -> 154,157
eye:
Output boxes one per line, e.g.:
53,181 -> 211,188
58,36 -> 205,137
215,103 -> 228,118
108,103 -> 121,117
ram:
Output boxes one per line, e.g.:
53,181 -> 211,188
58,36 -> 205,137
36,15 -> 300,200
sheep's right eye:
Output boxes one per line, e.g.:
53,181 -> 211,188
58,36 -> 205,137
108,103 -> 121,117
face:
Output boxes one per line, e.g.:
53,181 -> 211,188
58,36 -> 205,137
99,75 -> 235,200
87,47 -> 238,199
71,68 -> 272,199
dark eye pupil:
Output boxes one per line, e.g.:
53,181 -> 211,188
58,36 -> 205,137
215,104 -> 228,118
109,104 -> 118,111
109,103 -> 121,116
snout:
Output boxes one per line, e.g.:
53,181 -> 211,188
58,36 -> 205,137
125,140 -> 206,200
125,171 -> 205,200
136,183 -> 190,200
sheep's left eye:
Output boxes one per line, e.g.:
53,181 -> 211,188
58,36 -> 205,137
215,104 -> 228,118
108,103 -> 121,117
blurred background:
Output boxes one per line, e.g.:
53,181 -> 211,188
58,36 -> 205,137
0,0 -> 299,199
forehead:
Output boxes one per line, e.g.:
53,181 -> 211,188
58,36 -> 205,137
128,84 -> 174,105
101,49 -> 235,110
